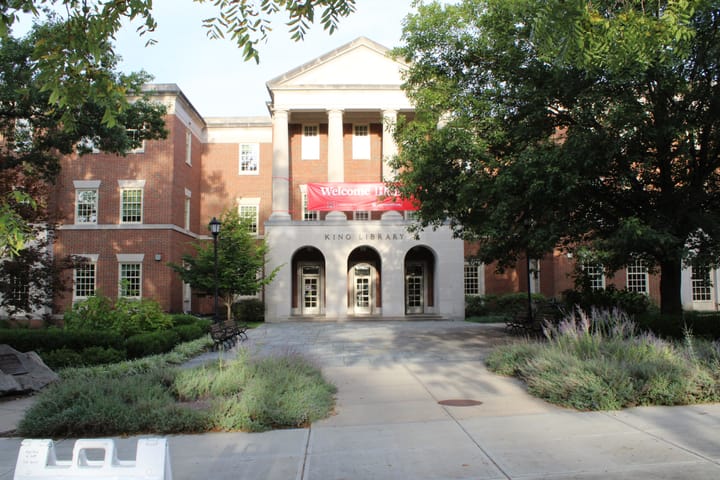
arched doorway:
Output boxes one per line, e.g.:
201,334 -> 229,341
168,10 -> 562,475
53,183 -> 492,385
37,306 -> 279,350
291,247 -> 325,316
347,247 -> 381,315
404,246 -> 436,315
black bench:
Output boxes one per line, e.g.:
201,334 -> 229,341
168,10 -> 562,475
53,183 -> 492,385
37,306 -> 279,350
210,319 -> 248,350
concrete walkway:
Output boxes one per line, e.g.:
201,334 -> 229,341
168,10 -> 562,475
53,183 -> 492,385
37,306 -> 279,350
3,321 -> 720,479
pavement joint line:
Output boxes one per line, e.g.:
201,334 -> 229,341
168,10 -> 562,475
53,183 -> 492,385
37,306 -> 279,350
600,410 -> 720,466
299,426 -> 311,480
400,360 -> 513,480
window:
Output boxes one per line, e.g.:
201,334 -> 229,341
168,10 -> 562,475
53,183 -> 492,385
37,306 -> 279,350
77,136 -> 100,154
120,188 -> 143,223
14,118 -> 32,153
119,263 -> 142,298
239,143 -> 260,174
10,276 -> 28,304
464,263 -> 483,295
302,125 -> 319,160
301,187 -> 318,221
626,260 -> 649,294
239,204 -> 259,234
185,131 -> 192,165
75,189 -> 98,224
405,211 -> 419,222
529,259 -> 541,294
353,124 -> 370,159
184,190 -> 191,230
692,265 -> 713,302
127,129 -> 145,154
353,211 -> 370,221
73,257 -> 97,300
582,262 -> 605,290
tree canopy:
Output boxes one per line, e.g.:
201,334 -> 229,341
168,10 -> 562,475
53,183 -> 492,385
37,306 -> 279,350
169,208 -> 279,320
0,0 -> 357,128
392,0 -> 720,314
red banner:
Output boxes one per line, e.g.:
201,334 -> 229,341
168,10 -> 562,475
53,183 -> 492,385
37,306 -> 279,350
306,183 -> 418,212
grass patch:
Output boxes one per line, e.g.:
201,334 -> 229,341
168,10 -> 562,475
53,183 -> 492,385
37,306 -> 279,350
485,309 -> 720,410
18,341 -> 336,437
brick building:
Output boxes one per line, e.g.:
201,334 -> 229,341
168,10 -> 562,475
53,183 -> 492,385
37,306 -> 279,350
39,37 -> 718,320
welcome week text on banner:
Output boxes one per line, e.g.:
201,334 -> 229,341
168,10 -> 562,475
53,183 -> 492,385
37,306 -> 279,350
306,183 -> 417,212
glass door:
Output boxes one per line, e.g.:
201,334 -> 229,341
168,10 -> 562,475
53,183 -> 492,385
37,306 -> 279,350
405,263 -> 424,314
354,265 -> 372,315
301,265 -> 321,315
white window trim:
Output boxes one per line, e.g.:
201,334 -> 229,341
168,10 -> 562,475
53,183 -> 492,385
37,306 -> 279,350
464,262 -> 485,296
72,254 -> 99,301
73,180 -> 101,225
184,189 -> 192,231
239,143 -> 260,175
353,211 -> 370,221
582,262 -> 606,291
626,260 -> 649,295
185,131 -> 192,165
302,124 -> 320,160
118,180 -> 145,224
352,124 -> 371,160
118,261 -> 143,299
299,185 -> 318,221
237,197 -> 260,235
127,129 -> 145,154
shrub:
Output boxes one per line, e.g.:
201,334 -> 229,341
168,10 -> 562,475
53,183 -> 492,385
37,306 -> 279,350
63,294 -> 115,331
465,295 -> 486,317
125,330 -> 181,359
232,299 -> 265,323
112,298 -> 173,336
41,348 -> 84,369
171,314 -> 202,326
79,346 -> 127,366
41,346 -> 127,369
0,328 -> 124,353
636,312 -> 720,340
173,324 -> 206,342
563,285 -> 651,317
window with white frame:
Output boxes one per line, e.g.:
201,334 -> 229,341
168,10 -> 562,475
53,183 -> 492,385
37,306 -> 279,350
10,276 -> 29,304
185,131 -> 192,165
626,260 -> 649,294
127,129 -> 145,153
73,255 -> 98,300
302,125 -> 319,160
74,180 -> 101,224
404,210 -> 419,222
184,189 -> 191,230
118,180 -> 145,224
300,186 -> 318,221
692,265 -> 713,302
353,124 -> 370,159
582,262 -> 605,290
119,263 -> 142,298
353,210 -> 370,221
77,136 -> 100,154
238,199 -> 259,234
239,143 -> 260,174
464,263 -> 483,295
529,258 -> 541,294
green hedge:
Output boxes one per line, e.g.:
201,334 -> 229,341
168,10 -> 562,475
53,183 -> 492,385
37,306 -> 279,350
232,299 -> 265,323
0,329 -> 125,353
466,293 -> 546,318
125,330 -> 182,359
636,311 -> 720,340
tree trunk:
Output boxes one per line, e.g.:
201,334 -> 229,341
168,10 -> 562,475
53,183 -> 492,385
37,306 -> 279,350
659,259 -> 683,315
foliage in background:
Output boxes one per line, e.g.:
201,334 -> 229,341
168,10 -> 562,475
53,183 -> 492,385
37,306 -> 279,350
465,293 -> 546,318
19,345 -> 336,437
63,294 -> 173,335
392,0 -> 720,315
232,298 -> 265,323
486,308 -> 720,410
170,208 -> 279,321
562,285 -> 653,317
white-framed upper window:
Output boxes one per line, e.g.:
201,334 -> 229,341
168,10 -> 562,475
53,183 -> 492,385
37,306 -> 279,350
77,136 -> 100,154
302,125 -> 320,160
300,185 -> 318,221
119,263 -> 142,299
185,130 -> 192,165
239,143 -> 260,174
118,180 -> 145,224
626,259 -> 649,294
692,265 -> 713,302
353,211 -> 370,221
237,198 -> 260,235
73,180 -> 101,224
353,124 -> 370,159
464,262 -> 484,296
126,128 -> 145,154
582,262 -> 605,291
73,254 -> 99,300
184,188 -> 191,230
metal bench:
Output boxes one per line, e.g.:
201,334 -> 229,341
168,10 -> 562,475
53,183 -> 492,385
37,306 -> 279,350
505,299 -> 566,336
209,320 -> 247,350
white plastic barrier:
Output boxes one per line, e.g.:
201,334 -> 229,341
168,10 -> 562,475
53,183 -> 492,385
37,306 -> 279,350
14,438 -> 172,480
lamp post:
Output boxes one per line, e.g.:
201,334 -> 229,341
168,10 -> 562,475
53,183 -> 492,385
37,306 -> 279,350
209,216 -> 221,323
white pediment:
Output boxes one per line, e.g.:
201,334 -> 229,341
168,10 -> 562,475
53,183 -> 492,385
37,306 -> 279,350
267,37 -> 407,89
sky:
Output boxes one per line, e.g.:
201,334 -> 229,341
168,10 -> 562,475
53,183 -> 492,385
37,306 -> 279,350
113,0 -> 419,118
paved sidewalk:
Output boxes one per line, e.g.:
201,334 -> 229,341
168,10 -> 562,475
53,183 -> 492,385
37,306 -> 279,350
3,321 -> 720,479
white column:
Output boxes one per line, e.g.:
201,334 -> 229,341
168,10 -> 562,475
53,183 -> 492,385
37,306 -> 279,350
327,109 -> 344,182
382,109 -> 398,180
270,108 -> 291,221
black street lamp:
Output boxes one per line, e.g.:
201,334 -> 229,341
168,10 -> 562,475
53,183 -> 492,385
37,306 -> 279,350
209,216 -> 221,323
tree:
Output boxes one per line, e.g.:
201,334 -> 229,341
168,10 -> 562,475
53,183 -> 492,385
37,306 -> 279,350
0,1 -> 357,127
392,0 -> 720,314
169,208 -> 279,320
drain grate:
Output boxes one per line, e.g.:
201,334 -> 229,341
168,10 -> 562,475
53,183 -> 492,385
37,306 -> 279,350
437,399 -> 482,407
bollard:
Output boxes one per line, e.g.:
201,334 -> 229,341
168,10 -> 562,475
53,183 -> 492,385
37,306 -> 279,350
14,437 -> 172,480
